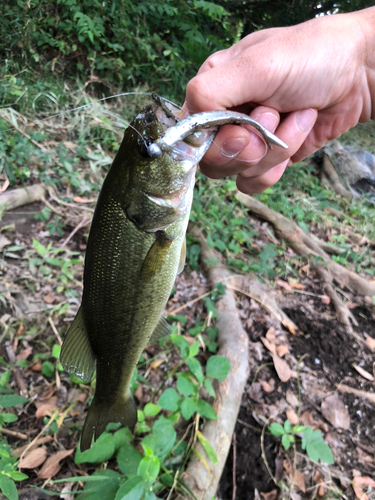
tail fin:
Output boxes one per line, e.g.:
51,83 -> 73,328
80,391 -> 137,451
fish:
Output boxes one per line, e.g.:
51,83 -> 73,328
60,94 -> 287,451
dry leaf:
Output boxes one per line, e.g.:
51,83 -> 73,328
293,470 -> 306,493
248,382 -> 263,403
0,235 -> 11,250
286,406 -> 299,425
19,447 -> 48,469
150,359 -> 164,370
351,475 -> 375,500
72,196 -> 95,203
38,449 -> 74,479
265,326 -> 275,342
63,141 -> 76,150
273,354 -> 291,382
261,337 -> 276,355
321,295 -> 331,305
260,490 -> 278,500
43,293 -> 56,304
353,364 -> 374,382
31,361 -> 42,372
16,347 -> 33,361
300,411 -> 314,426
286,390 -> 299,408
276,279 -> 293,292
287,279 -> 304,290
276,345 -> 289,357
12,436 -> 53,457
365,336 -> 375,349
259,379 -> 275,393
321,393 -> 350,430
35,397 -> 58,418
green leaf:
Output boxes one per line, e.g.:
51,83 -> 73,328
196,430 -> 218,464
0,475 -> 18,500
196,399 -> 217,420
113,427 -> 132,450
41,361 -> 55,378
0,371 -> 11,387
206,355 -> 230,382
187,358 -> 204,385
281,433 -> 291,450
158,388 -> 180,412
152,417 -> 177,461
52,344 -> 61,359
203,378 -> 216,398
144,403 -> 161,418
284,419 -> 292,434
169,334 -> 190,359
5,471 -> 28,481
1,414 -> 18,424
177,374 -> 195,397
114,476 -> 144,500
0,395 -> 29,408
180,397 -> 199,420
137,455 -> 160,483
292,425 -> 307,434
189,340 -> 200,358
75,432 -> 115,464
75,470 -> 121,500
268,423 -> 284,437
117,442 -> 142,476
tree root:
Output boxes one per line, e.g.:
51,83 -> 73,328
236,192 -> 375,298
320,153 -> 353,200
179,229 -> 249,500
0,184 -> 47,213
235,191 -> 375,334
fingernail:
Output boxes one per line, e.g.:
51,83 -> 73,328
221,138 -> 248,158
296,108 -> 316,131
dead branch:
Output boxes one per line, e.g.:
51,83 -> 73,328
0,184 -> 47,213
179,228 -> 249,500
235,192 -> 375,297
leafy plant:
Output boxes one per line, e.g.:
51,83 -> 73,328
268,419 -> 334,465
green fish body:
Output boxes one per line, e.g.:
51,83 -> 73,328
60,96 -> 213,450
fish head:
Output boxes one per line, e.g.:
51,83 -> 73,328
119,95 -> 215,232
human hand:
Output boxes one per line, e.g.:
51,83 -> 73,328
184,7 -> 375,193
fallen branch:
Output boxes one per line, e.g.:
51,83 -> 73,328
235,192 -> 375,299
179,228 -> 249,500
0,184 -> 47,213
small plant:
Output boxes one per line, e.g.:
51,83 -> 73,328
268,419 -> 334,465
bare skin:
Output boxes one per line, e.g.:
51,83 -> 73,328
184,7 -> 375,194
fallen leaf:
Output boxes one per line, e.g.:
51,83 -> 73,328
43,292 -> 56,304
351,474 -> 375,500
321,295 -> 330,305
286,406 -> 298,425
321,393 -> 350,430
287,279 -> 304,290
260,490 -> 278,500
353,364 -> 374,382
293,470 -> 306,493
273,354 -> 291,382
276,345 -> 289,357
261,337 -> 276,355
60,484 -> 74,500
38,449 -> 74,479
0,177 -> 10,193
16,347 -> 33,361
259,379 -> 275,393
300,411 -> 314,426
31,361 -> 42,372
19,447 -> 48,469
286,390 -> 299,408
35,397 -> 58,418
63,141 -> 76,150
313,471 -> 325,497
248,382 -> 263,403
265,326 -> 275,342
0,235 -> 11,250
150,359 -> 164,370
276,279 -> 293,292
12,436 -> 54,457
365,336 -> 375,349
72,196 -> 95,203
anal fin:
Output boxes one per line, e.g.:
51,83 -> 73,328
60,306 -> 96,384
149,315 -> 171,344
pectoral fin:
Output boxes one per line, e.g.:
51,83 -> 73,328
60,306 -> 96,383
177,238 -> 186,275
141,231 -> 174,281
150,315 -> 171,343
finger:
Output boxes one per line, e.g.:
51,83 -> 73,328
238,108 -> 318,179
237,161 -> 288,194
199,107 -> 280,179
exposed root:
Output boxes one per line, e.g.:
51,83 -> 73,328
179,228 -> 249,500
227,275 -> 300,335
235,192 -> 375,298
0,184 -> 47,213
320,153 -> 353,200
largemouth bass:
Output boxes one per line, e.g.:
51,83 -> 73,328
60,95 -> 286,451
